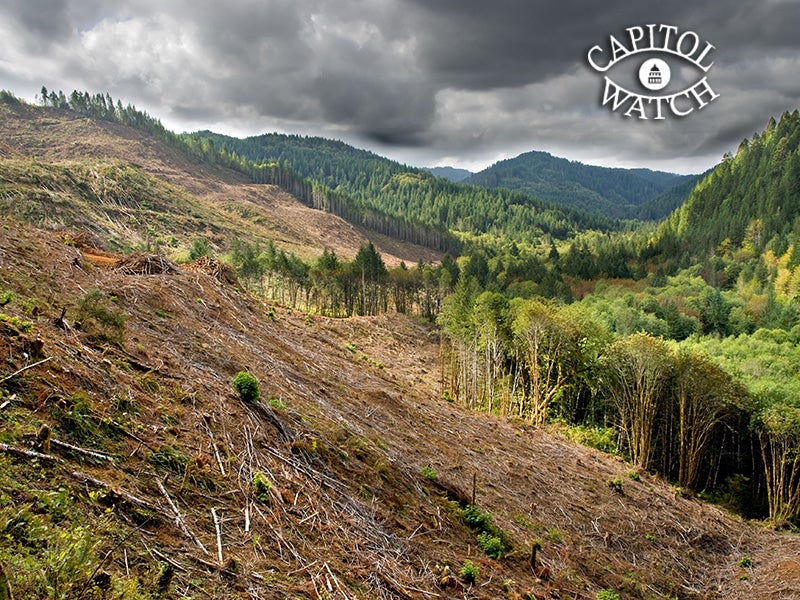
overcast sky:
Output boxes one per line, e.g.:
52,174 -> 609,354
1,1 -> 799,174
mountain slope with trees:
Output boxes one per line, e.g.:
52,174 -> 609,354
435,109 -> 800,533
190,130 -> 618,244
424,165 -> 474,182
653,111 -> 800,265
466,150 -> 701,220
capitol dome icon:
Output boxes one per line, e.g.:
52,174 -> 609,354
648,64 -> 662,85
638,58 -> 670,91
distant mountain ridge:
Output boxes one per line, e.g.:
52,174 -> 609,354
466,150 -> 701,220
424,165 -> 473,182
192,130 -> 619,243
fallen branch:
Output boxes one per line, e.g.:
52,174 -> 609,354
157,479 -> 209,555
0,442 -> 159,513
68,470 -> 159,513
0,442 -> 63,464
212,508 -> 224,566
201,414 -> 226,476
50,438 -> 116,462
0,356 -> 53,385
147,547 -> 188,573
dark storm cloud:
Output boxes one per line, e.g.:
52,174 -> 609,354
1,0 -> 799,172
0,0 -> 115,45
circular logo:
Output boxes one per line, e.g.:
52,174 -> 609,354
638,58 -> 671,91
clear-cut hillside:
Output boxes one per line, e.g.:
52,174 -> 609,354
0,98 -> 799,599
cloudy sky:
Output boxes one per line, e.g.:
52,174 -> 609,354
1,0 -> 799,174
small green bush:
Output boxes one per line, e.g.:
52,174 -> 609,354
545,527 -> 563,544
189,238 -> 211,260
253,471 -> 272,503
596,591 -> 621,600
77,288 -> 125,344
268,396 -> 286,410
0,313 -> 33,333
149,444 -> 189,474
420,465 -> 438,481
557,422 -> 618,454
459,560 -> 479,584
477,531 -> 506,559
738,556 -> 753,568
232,371 -> 260,403
461,505 -> 493,533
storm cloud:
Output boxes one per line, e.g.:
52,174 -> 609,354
1,0 -> 799,173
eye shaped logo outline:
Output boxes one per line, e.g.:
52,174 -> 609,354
586,24 -> 720,120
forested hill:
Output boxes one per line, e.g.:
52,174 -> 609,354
190,131 -> 618,242
423,165 -> 473,182
654,110 -> 800,262
465,150 -> 701,220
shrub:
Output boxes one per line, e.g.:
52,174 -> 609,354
545,527 -> 563,544
420,465 -> 438,481
477,531 -> 506,559
252,471 -> 272,503
738,556 -> 753,568
268,396 -> 286,410
461,505 -> 493,533
189,238 -> 211,261
459,560 -> 479,584
149,444 -> 189,474
76,289 -> 125,344
556,421 -> 618,454
0,313 -> 33,333
232,371 -> 260,403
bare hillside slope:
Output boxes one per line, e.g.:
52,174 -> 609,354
0,98 -> 441,266
1,221 -> 799,599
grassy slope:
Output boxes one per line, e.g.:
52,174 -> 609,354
0,99 -> 442,267
0,103 -> 799,599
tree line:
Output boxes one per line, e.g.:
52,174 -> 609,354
223,238 -> 458,320
189,131 -> 617,242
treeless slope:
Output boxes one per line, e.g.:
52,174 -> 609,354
1,219 -> 798,599
0,98 -> 442,266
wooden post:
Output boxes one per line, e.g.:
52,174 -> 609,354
471,471 -> 477,506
